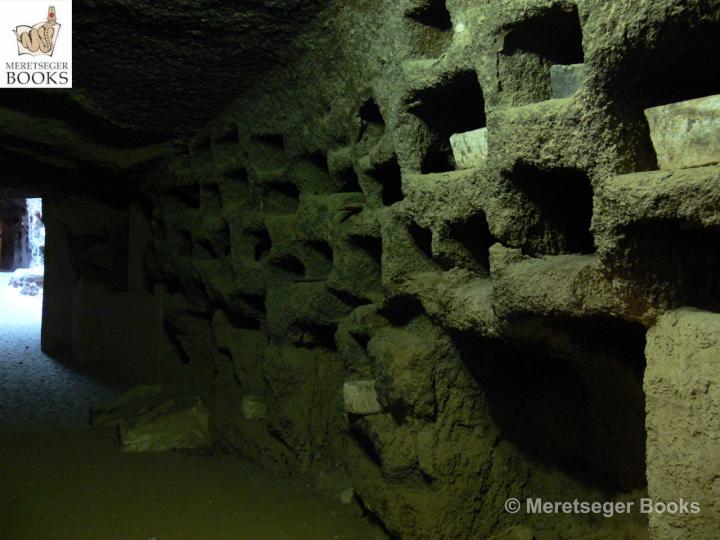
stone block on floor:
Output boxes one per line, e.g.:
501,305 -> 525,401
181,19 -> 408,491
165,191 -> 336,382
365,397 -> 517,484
89,384 -> 165,427
645,94 -> 720,170
118,396 -> 210,452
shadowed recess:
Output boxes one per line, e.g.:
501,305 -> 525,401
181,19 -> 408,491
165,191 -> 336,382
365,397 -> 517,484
407,71 -> 486,172
508,165 -> 595,255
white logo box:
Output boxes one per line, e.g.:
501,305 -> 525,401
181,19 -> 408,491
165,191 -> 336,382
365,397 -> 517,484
1,1 -> 72,88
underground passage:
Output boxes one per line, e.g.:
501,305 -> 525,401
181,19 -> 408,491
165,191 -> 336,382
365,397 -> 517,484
1,2 -> 719,539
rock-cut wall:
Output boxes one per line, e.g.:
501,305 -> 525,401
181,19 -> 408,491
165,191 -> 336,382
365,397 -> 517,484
0,199 -> 30,271
139,1 -> 720,538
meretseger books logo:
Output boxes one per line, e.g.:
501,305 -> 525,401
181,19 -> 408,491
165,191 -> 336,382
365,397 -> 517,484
1,1 -> 72,88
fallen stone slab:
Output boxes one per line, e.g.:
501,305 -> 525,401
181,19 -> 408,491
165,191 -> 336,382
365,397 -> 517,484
89,384 -> 165,427
343,380 -> 382,415
450,127 -> 487,169
118,396 -> 210,452
550,63 -> 586,98
645,94 -> 720,170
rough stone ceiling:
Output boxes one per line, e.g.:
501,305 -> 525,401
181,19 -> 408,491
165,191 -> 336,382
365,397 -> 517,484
0,0 -> 330,146
73,0 -> 333,139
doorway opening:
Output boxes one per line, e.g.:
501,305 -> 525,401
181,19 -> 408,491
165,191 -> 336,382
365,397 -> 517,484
1,197 -> 45,290
0,197 -> 45,321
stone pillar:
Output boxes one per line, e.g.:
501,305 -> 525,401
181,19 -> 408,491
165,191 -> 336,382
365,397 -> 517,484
0,199 -> 28,270
645,308 -> 720,539
127,200 -> 152,293
41,198 -> 77,356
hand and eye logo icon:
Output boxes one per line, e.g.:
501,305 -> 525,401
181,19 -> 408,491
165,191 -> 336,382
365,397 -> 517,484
13,5 -> 60,57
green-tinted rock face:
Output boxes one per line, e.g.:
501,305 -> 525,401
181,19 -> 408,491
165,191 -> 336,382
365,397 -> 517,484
71,0 -> 332,137
135,1 -> 720,538
645,309 -> 720,540
3,0 -> 720,538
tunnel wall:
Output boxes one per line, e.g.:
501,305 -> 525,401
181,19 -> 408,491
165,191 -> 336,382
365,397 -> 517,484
0,199 -> 31,271
98,1 -> 720,538
41,187 -> 179,384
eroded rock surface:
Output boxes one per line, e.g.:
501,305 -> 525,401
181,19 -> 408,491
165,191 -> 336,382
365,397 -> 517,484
645,309 -> 720,540
3,0 -> 720,539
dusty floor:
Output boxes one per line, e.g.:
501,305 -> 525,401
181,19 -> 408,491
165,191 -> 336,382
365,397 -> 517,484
0,273 -> 384,540
0,272 -> 117,429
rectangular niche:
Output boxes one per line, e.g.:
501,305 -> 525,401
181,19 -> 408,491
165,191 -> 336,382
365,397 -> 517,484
456,315 -> 648,494
406,71 -> 486,173
405,0 -> 453,58
506,165 -> 595,256
498,3 -> 584,106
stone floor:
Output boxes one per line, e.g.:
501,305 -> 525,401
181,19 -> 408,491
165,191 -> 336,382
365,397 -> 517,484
0,272 -> 117,429
0,272 -> 383,540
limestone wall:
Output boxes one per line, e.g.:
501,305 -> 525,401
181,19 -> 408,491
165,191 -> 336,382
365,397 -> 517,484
136,1 -> 720,538
0,199 -> 30,271
645,309 -> 720,540
40,184 -> 181,385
